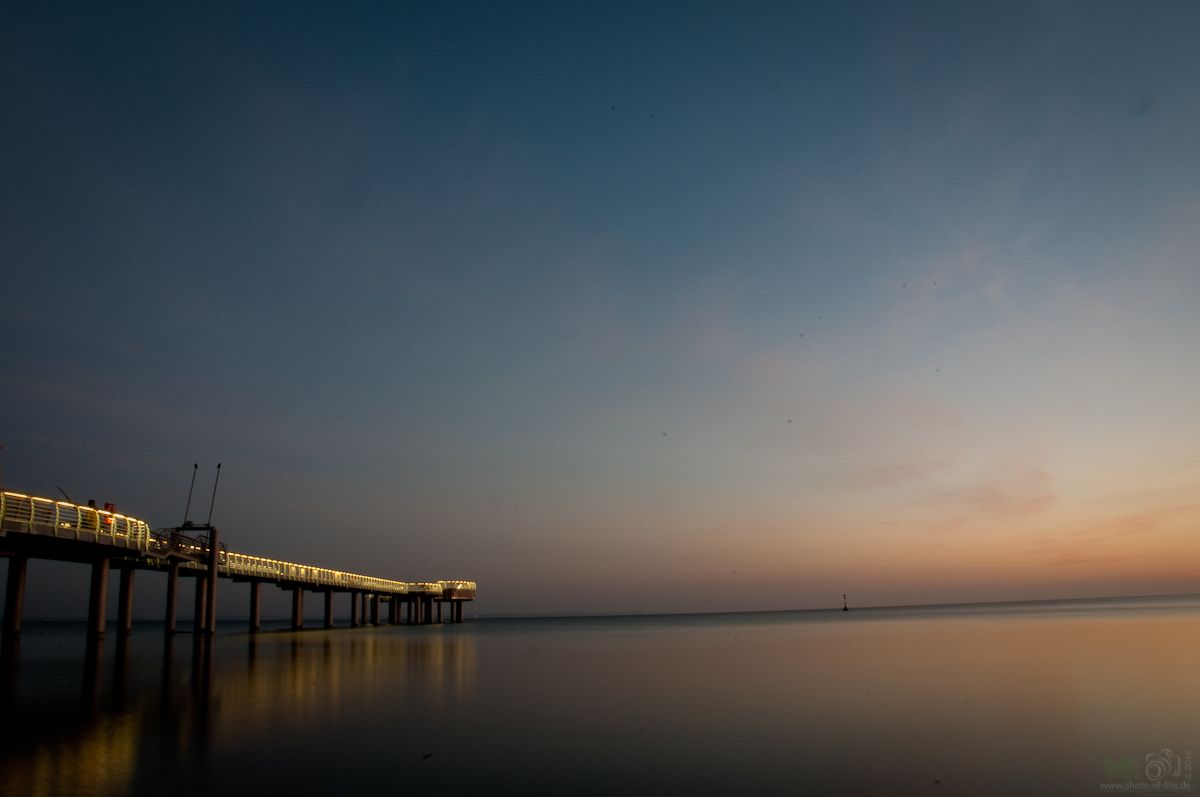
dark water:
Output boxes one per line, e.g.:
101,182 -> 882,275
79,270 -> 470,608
1,596 -> 1197,795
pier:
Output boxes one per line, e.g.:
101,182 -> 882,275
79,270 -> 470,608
0,491 -> 476,642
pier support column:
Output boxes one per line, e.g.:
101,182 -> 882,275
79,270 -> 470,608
3,556 -> 28,639
249,581 -> 261,634
291,588 -> 304,630
193,577 -> 207,633
323,589 -> 334,629
370,595 -> 380,626
204,528 -> 219,636
87,558 -> 111,639
436,600 -> 443,624
457,602 -> 464,623
350,591 -> 359,628
164,562 -> 179,635
360,592 -> 369,626
118,568 -> 135,635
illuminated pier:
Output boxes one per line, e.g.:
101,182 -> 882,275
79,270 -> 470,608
0,491 -> 476,641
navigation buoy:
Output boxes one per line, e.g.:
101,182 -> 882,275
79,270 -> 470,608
842,593 -> 848,612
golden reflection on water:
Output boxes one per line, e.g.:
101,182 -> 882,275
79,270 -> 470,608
222,631 -> 478,735
0,627 -> 477,796
3,710 -> 139,797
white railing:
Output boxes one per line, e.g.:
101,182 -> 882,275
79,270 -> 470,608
221,551 -> 414,594
0,491 -> 152,550
1,491 -> 475,598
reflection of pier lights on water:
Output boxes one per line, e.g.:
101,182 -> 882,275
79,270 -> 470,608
237,632 -> 479,726
0,491 -> 477,650
0,627 -> 477,794
1,635 -> 219,796
0,699 -> 142,796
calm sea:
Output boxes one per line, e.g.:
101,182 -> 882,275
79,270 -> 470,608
1,595 -> 1197,796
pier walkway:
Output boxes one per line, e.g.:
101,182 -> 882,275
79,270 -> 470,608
0,491 -> 476,641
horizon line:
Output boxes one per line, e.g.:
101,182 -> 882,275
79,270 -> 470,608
15,589 -> 1199,624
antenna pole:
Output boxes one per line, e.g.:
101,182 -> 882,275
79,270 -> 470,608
206,463 -> 222,526
183,463 -> 198,525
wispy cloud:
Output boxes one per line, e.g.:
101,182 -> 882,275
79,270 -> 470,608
835,455 -> 955,490
907,465 -> 1056,520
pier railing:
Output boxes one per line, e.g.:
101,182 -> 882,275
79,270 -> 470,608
221,551 -> 416,594
0,491 -> 152,550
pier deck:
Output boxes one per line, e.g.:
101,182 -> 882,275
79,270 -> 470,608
0,491 -> 475,640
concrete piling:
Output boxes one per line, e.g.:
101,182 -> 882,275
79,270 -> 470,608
249,581 -> 261,633
3,556 -> 27,640
204,529 -> 219,636
164,562 -> 179,635
118,568 -> 135,635
193,577 -> 207,633
87,558 -> 110,640
291,588 -> 304,630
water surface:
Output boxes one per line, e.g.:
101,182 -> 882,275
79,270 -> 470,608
1,596 -> 1196,795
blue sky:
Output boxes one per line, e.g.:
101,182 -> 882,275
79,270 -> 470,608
3,1 -> 1199,616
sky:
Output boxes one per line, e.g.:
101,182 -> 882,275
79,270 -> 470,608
2,1 -> 1199,618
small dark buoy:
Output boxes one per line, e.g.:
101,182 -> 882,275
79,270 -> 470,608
842,593 -> 848,612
